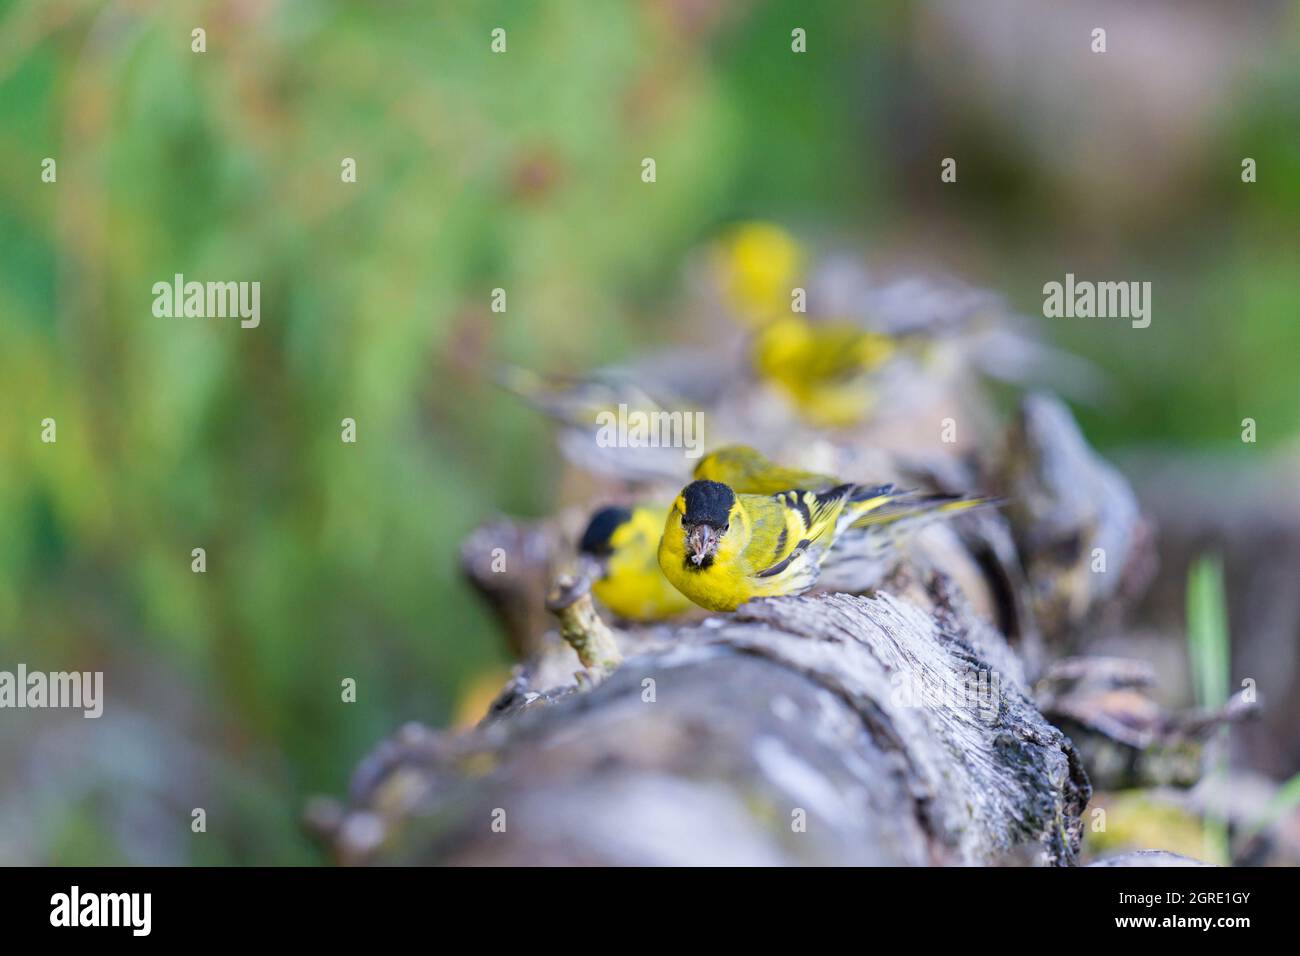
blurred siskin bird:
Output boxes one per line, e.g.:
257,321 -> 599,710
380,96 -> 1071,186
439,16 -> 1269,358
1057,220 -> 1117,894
693,443 -> 837,496
712,222 -> 804,328
657,478 -> 902,612
497,364 -> 664,430
694,443 -> 994,543
577,505 -> 696,621
711,223 -> 903,426
714,224 -> 1099,425
497,365 -> 702,482
752,315 -> 900,427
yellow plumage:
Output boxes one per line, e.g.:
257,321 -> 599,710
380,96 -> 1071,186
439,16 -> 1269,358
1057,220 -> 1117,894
712,222 -> 909,426
693,443 -> 837,496
695,444 -> 992,536
657,479 -> 897,612
752,316 -> 898,427
579,505 -> 695,621
713,222 -> 804,328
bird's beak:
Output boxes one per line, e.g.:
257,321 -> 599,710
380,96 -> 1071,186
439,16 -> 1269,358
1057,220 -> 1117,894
686,525 -> 718,566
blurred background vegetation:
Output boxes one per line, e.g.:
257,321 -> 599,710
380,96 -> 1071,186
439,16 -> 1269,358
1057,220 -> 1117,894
1,0 -> 1297,863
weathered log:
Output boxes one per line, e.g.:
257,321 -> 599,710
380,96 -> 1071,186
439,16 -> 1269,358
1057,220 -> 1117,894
996,393 -> 1156,651
1088,850 -> 1212,867
318,584 -> 1090,865
1035,656 -> 1258,791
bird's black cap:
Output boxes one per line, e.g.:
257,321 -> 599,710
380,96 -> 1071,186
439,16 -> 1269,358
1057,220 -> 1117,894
579,505 -> 633,555
681,479 -> 735,528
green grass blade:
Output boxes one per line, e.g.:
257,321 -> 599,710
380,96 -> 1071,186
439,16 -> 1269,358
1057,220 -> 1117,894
1186,554 -> 1231,863
1186,555 -> 1230,709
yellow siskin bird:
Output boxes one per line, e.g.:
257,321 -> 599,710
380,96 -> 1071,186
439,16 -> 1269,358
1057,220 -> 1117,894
752,315 -> 899,427
694,443 -> 993,538
577,505 -> 696,621
712,222 -> 804,328
657,478 -> 902,612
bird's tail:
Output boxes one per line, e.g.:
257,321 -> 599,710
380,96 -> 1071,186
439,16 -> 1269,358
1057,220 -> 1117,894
841,483 -> 910,525
495,365 -> 593,424
848,492 -> 999,530
829,488 -> 1000,554
820,491 -> 999,574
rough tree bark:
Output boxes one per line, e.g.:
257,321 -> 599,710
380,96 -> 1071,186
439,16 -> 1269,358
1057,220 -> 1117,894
317,587 -> 1089,866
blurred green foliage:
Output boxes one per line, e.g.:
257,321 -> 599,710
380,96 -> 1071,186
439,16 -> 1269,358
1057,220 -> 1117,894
1,0 -> 1297,863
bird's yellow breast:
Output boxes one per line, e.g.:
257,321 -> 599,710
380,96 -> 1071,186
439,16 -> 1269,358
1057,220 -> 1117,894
657,501 -> 756,612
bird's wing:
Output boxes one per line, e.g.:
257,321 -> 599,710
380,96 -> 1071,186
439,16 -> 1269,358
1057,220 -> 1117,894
740,494 -> 805,578
804,485 -> 856,541
746,485 -> 852,579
